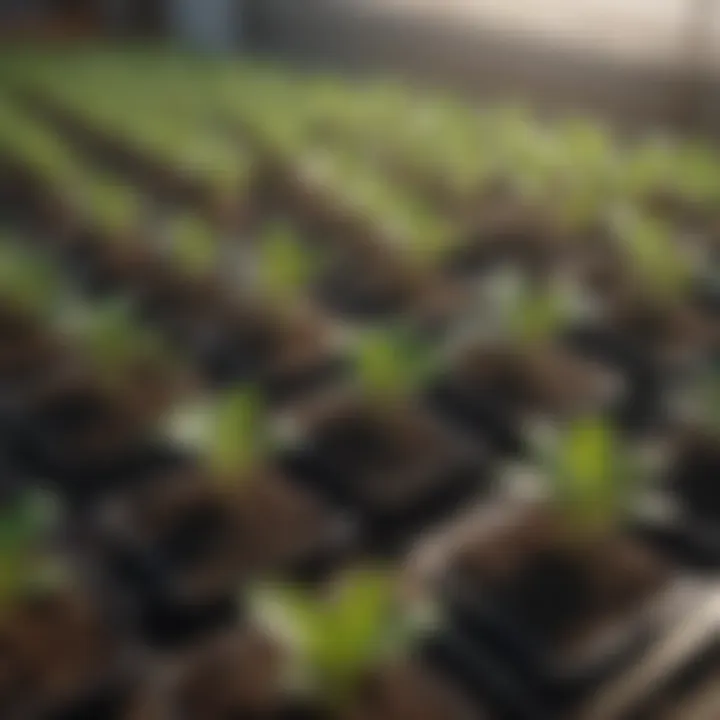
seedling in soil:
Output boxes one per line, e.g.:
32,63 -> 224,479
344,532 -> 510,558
252,567 -> 430,709
481,269 -> 571,348
354,326 -> 437,408
167,212 -> 218,278
0,239 -> 60,319
535,414 -> 642,537
0,490 -> 65,612
613,208 -> 692,304
62,297 -> 175,395
257,222 -> 318,308
164,384 -> 270,484
80,175 -> 144,239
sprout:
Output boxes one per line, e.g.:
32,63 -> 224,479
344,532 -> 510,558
66,298 -> 171,386
168,213 -> 217,277
251,568 -> 423,708
485,270 -> 569,347
0,491 -> 65,611
0,240 -> 60,318
674,143 -> 720,206
355,327 -> 436,406
257,223 -> 316,306
613,208 -> 692,302
537,415 -> 640,536
621,136 -> 676,198
84,178 -> 142,237
164,385 -> 269,482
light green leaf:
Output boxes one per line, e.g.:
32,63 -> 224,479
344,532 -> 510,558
549,415 -> 635,533
258,223 -> 315,304
355,327 -> 435,403
169,213 -> 217,277
209,385 -> 268,479
0,241 -> 60,317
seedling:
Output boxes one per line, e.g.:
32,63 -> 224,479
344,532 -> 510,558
64,298 -> 172,390
355,326 -> 436,407
164,384 -> 270,485
535,414 -> 640,537
0,490 -> 66,612
483,269 -> 570,348
167,212 -> 218,278
82,177 -> 143,239
675,142 -> 720,207
251,567 -> 431,708
613,208 -> 692,304
0,240 -> 60,319
257,222 -> 317,307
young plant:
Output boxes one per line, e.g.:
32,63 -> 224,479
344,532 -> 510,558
354,326 -> 436,408
0,490 -> 66,613
256,222 -> 317,308
482,269 -> 570,348
535,414 -> 641,537
63,298 -> 172,390
613,208 -> 692,304
251,567 -> 429,709
167,212 -> 218,278
0,240 -> 60,319
82,176 -> 143,239
164,384 -> 269,485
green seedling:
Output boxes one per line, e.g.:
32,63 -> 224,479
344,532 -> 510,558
621,136 -> 676,199
613,208 -> 692,303
83,178 -> 143,238
0,240 -> 60,318
257,222 -> 317,307
164,385 -> 269,483
536,415 -> 640,537
0,490 -> 66,612
168,213 -> 218,278
65,298 -> 171,387
355,327 -> 436,406
486,270 -> 568,348
674,143 -> 720,206
251,568 -> 429,709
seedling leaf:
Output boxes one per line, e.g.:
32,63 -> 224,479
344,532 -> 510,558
209,385 -> 268,480
355,327 -> 435,404
547,415 -> 637,535
169,213 -> 217,277
251,568 -> 404,708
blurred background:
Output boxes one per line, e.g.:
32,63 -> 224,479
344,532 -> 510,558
1,0 -> 719,134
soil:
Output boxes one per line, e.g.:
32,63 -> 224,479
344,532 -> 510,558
0,589 -> 123,718
285,395 -> 486,549
343,661 -> 479,720
431,343 -> 616,455
668,427 -> 720,524
100,464 -> 347,611
125,627 -> 286,720
445,503 -> 670,675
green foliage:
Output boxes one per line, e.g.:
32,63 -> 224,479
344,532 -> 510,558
488,271 -> 567,347
165,385 -> 268,480
84,178 -> 142,237
614,208 -> 691,302
355,327 -> 435,404
252,568 -> 405,708
258,223 -> 316,305
543,415 -> 638,535
209,385 -> 268,479
0,240 -> 59,317
169,213 -> 217,277
69,299 -> 169,382
0,491 -> 64,610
